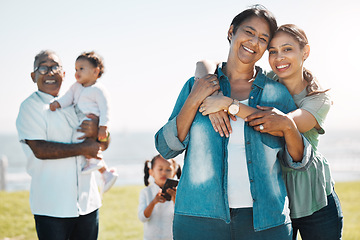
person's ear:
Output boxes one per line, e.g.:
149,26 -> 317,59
228,25 -> 234,42
94,67 -> 100,77
303,44 -> 310,61
31,72 -> 36,83
149,169 -> 153,177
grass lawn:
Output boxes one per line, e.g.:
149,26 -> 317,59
1,182 -> 359,240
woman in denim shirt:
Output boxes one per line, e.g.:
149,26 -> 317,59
155,6 -> 312,240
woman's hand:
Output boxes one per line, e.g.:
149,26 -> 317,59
199,91 -> 231,116
198,91 -> 235,137
176,74 -> 220,142
245,106 -> 291,137
208,111 -> 236,138
247,106 -> 304,162
189,74 -> 220,106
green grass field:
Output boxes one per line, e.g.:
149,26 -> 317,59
1,182 -> 359,240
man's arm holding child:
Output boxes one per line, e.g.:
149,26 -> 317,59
26,115 -> 109,160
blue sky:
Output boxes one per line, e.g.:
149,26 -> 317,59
1,0 -> 359,134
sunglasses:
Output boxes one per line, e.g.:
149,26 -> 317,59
34,65 -> 62,75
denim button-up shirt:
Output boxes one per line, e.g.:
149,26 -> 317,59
155,64 -> 312,231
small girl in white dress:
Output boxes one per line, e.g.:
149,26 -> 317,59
138,154 -> 181,240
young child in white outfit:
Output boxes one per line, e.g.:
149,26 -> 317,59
50,51 -> 117,193
138,154 -> 181,240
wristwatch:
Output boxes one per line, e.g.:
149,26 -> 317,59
228,99 -> 240,115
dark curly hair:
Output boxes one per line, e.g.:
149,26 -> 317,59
76,51 -> 105,78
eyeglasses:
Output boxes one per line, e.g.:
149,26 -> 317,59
34,65 -> 62,75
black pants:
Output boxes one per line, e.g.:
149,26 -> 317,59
34,209 -> 99,240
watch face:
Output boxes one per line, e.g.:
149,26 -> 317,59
229,104 -> 239,115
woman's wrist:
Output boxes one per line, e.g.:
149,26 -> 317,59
188,93 -> 204,109
223,97 -> 233,111
282,115 -> 297,135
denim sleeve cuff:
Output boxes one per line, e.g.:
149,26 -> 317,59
163,117 -> 189,152
282,135 -> 313,170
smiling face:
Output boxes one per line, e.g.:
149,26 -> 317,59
149,156 -> 175,188
228,16 -> 271,65
75,59 -> 99,87
31,53 -> 64,97
268,31 -> 309,80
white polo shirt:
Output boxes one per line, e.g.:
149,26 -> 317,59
16,91 -> 101,217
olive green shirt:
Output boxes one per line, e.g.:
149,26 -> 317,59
283,88 -> 334,218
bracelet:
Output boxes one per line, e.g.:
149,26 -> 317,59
99,131 -> 110,142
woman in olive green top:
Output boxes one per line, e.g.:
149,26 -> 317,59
244,24 -> 343,240
196,24 -> 343,240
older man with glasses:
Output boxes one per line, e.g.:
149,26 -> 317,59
16,50 -> 108,240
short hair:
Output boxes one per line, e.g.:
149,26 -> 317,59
76,51 -> 105,78
33,50 -> 59,70
228,5 -> 277,43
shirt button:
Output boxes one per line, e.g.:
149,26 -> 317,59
248,160 -> 252,164
246,141 -> 250,145
250,96 -> 254,99
250,179 -> 254,182
253,199 -> 256,202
